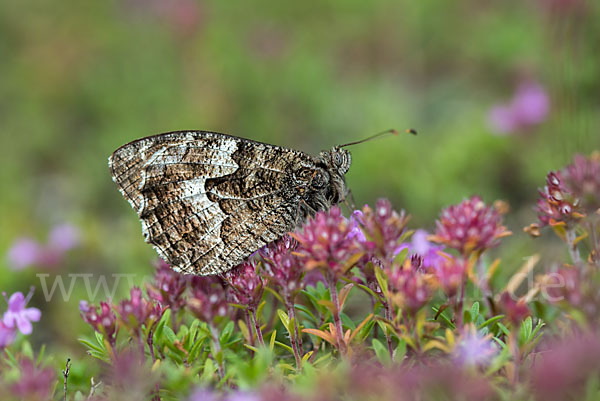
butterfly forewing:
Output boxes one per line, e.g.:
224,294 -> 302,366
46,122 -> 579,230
109,131 -> 311,275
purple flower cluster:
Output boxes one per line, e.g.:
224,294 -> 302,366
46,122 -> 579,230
187,276 -> 229,323
354,199 -> 410,263
6,223 -> 80,270
293,206 -> 362,279
80,300 -> 118,344
431,196 -> 510,256
537,153 -> 600,227
146,259 -> 188,313
385,259 -> 432,315
259,235 -> 303,300
0,290 -> 41,348
9,358 -> 56,400
223,260 -> 265,310
117,287 -> 164,333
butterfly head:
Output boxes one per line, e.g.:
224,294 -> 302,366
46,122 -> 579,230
323,147 -> 352,175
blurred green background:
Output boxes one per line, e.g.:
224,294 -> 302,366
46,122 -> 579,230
1,0 -> 599,358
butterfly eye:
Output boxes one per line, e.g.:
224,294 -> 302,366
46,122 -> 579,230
333,153 -> 343,166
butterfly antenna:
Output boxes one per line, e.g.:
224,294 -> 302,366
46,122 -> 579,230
339,128 -> 417,148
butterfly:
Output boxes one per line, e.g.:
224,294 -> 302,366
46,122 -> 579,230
108,130 -> 356,275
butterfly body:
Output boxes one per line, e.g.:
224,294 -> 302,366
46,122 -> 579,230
109,131 -> 351,275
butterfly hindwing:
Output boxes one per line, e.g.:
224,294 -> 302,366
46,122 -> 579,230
109,131 -> 311,275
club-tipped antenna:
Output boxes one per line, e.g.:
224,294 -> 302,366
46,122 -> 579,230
339,128 -> 417,148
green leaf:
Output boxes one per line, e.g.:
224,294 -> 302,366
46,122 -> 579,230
432,306 -> 456,329
20,341 -> 33,359
162,325 -> 178,345
372,338 -> 392,365
269,330 -> 277,351
519,316 -> 533,344
471,302 -> 480,319
201,359 -> 217,382
497,322 -> 511,337
463,310 -> 472,324
394,338 -> 407,361
78,338 -> 104,354
478,315 -> 504,330
340,312 -> 356,330
294,304 -> 317,324
278,309 -> 291,334
374,266 -> 389,298
220,321 -> 234,344
274,341 -> 294,354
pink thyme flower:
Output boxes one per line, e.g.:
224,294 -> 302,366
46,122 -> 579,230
80,300 -> 118,344
488,81 -> 550,135
537,153 -> 600,227
259,235 -> 303,300
431,256 -> 467,298
10,358 -> 56,400
2,291 -> 41,335
187,276 -> 229,322
431,196 -> 511,256
117,287 -> 163,333
355,199 -> 409,263
0,320 -> 16,348
146,259 -> 187,312
223,260 -> 265,310
385,259 -> 432,314
293,206 -> 363,278
399,229 -> 447,270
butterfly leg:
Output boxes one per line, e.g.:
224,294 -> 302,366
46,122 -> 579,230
343,189 -> 356,212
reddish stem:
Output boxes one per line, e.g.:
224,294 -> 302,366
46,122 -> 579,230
327,274 -> 347,355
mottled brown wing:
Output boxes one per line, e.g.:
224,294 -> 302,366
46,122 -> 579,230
108,130 -> 313,275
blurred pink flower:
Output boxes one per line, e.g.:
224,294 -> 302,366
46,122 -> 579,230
6,238 -> 42,270
499,292 -> 530,324
6,223 -> 80,270
48,223 -> 80,251
488,81 -> 550,134
432,257 -> 467,297
10,358 -> 56,400
453,330 -> 498,366
2,291 -> 41,335
0,320 -> 16,348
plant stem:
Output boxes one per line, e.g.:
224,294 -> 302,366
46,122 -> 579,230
147,327 -> 156,362
383,301 -> 394,361
250,308 -> 265,347
327,274 -> 347,355
62,358 -> 71,401
245,310 -> 255,346
209,324 -> 225,380
286,301 -> 302,369
456,274 -> 468,329
565,228 -> 582,266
